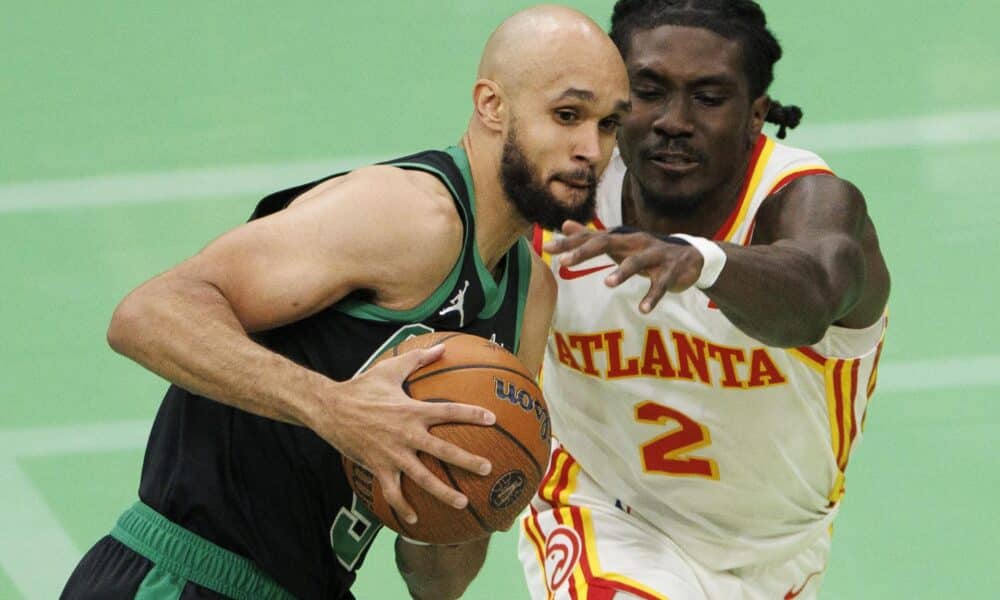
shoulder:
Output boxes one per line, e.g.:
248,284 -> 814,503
288,164 -> 465,292
755,172 -> 868,242
526,248 -> 557,305
294,165 -> 458,218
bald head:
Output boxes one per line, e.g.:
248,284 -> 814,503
466,6 -> 629,230
478,5 -> 626,97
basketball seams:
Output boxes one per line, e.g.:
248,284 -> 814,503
440,461 -> 492,535
420,398 -> 544,478
487,423 -> 544,478
407,364 -> 539,386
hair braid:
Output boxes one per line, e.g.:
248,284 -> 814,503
766,100 -> 802,139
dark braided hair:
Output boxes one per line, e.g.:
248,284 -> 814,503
610,0 -> 803,138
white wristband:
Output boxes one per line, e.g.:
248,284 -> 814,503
668,234 -> 727,289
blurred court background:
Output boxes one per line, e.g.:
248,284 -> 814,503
2,1 -> 998,598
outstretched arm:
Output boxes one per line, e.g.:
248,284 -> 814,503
107,166 -> 494,524
546,175 -> 889,347
396,251 -> 557,599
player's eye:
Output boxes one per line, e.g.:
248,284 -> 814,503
555,109 -> 579,124
632,87 -> 662,101
598,117 -> 621,133
694,93 -> 726,107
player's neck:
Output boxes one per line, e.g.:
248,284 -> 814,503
461,134 -> 532,276
621,156 -> 750,239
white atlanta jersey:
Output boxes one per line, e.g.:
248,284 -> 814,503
530,135 -> 887,571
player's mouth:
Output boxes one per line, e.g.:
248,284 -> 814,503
648,152 -> 701,175
553,175 -> 596,194
556,178 -> 593,190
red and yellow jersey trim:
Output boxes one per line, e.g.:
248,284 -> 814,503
713,135 -> 772,242
736,164 -> 835,245
525,446 -> 670,600
785,313 -> 888,506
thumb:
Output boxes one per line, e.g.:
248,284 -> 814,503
560,219 -> 586,235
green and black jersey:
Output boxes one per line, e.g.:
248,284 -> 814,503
137,146 -> 533,600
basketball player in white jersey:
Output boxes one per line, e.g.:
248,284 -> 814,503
518,1 -> 891,599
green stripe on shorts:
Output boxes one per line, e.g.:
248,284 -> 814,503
110,501 -> 297,600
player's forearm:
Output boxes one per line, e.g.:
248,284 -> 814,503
107,275 -> 323,425
395,536 -> 489,600
707,238 -> 863,347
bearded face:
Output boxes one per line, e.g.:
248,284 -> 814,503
500,125 -> 598,230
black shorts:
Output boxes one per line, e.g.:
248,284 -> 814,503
61,502 -> 297,600
61,535 -> 227,599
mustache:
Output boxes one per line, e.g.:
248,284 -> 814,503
644,139 -> 705,163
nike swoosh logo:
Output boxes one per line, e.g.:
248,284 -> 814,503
784,571 -> 822,599
558,263 -> 615,280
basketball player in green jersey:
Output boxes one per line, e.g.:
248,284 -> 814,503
61,6 -> 629,600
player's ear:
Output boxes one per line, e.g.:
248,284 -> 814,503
473,79 -> 506,133
749,94 -> 770,143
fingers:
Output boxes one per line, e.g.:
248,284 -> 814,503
419,427 -> 492,476
606,247 -> 690,312
388,344 -> 445,379
639,267 -> 673,313
541,220 -> 591,255
379,456 -> 471,526
426,400 -> 495,427
559,219 -> 587,235
605,252 -> 649,286
401,457 -> 469,510
555,233 -> 619,267
379,471 -> 419,525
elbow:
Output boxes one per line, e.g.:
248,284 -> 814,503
780,293 -> 837,347
750,295 -> 834,348
792,319 -> 829,347
754,322 -> 827,349
106,291 -> 151,357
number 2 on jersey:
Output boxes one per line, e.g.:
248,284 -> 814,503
635,401 -> 719,479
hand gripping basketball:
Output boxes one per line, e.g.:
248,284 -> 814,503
342,332 -> 552,544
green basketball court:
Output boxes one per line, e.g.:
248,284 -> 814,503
2,2 -> 997,598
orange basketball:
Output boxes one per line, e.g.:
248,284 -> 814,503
342,331 -> 551,544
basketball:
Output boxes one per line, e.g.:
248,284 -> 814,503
342,331 -> 551,545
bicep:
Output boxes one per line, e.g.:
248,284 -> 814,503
755,175 -> 870,318
170,169 -> 450,333
516,253 -> 557,377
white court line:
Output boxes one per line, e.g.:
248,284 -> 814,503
0,463 -> 84,600
1,109 -> 999,214
790,108 -> 1000,153
0,155 -> 383,214
1,355 -> 999,598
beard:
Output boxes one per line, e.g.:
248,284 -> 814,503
499,127 -> 597,230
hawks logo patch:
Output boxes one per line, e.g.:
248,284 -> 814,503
544,525 -> 582,591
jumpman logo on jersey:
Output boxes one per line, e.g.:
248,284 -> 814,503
439,280 -> 470,326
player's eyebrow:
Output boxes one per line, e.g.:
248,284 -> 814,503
690,74 -> 738,89
555,87 -> 597,102
555,88 -> 631,113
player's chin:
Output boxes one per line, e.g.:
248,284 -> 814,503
640,170 -> 705,204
